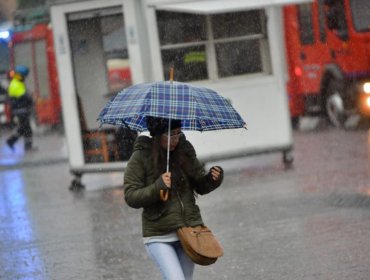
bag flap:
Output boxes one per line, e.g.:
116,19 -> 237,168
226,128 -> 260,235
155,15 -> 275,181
178,226 -> 224,258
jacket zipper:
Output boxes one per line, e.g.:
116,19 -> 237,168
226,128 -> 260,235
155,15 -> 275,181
174,187 -> 187,227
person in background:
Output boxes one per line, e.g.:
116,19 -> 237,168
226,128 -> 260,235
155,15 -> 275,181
124,116 -> 223,280
6,65 -> 35,151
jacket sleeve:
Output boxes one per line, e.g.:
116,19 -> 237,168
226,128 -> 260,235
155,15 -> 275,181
184,141 -> 224,195
124,150 -> 168,209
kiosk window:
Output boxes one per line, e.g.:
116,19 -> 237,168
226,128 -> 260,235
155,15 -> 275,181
298,4 -> 315,45
101,15 -> 132,93
68,7 -> 136,163
216,39 -> 262,78
161,45 -> 208,82
158,12 -> 208,81
156,10 -> 269,82
211,11 -> 262,39
158,13 -> 206,45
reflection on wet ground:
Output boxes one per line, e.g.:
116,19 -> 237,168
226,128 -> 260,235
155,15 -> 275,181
326,192 -> 370,208
1,127 -> 370,279
0,170 -> 45,279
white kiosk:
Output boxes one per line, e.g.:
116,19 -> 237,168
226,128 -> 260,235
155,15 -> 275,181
50,0 -> 310,190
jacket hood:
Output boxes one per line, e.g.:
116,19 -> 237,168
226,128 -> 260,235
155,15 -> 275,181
133,135 -> 153,151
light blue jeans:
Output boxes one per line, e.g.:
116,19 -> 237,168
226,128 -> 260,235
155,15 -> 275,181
145,241 -> 195,280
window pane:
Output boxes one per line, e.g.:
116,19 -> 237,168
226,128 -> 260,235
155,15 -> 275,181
326,0 -> 348,39
101,14 -> 132,92
216,40 -> 262,78
211,10 -> 262,39
13,42 -> 35,94
157,11 -> 206,45
35,40 -> 49,98
161,46 -> 208,82
298,4 -> 315,45
318,0 -> 327,42
350,0 -> 370,32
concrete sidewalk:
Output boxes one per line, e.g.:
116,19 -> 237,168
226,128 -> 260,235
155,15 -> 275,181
2,128 -> 370,279
0,127 -> 68,169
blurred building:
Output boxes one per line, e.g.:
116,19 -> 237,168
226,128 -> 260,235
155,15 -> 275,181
0,0 -> 16,72
0,0 -> 17,22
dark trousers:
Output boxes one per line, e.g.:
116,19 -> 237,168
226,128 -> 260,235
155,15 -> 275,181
17,114 -> 32,138
7,113 -> 33,149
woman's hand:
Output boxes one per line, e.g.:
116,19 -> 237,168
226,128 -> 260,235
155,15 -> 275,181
210,166 -> 222,181
161,172 -> 171,188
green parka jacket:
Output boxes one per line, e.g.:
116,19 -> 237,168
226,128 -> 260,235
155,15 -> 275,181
124,135 -> 223,237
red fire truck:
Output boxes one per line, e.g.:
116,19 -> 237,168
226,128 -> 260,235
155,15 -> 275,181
284,0 -> 370,128
9,23 -> 62,127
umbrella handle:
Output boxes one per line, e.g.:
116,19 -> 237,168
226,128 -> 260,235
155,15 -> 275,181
160,189 -> 169,201
169,67 -> 174,81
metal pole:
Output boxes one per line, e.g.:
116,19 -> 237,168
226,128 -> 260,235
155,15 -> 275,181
166,67 -> 174,173
166,117 -> 171,173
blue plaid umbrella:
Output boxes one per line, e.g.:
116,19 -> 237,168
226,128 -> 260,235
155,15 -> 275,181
98,81 -> 246,131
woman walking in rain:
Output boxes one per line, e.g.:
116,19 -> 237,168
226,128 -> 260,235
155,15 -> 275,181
124,116 -> 223,280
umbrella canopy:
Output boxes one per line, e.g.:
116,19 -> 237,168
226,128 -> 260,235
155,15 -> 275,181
98,80 -> 246,131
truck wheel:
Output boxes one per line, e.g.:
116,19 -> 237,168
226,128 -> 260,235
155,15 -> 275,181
325,78 -> 347,128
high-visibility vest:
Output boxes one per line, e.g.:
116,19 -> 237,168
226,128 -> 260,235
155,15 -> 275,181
184,51 -> 206,64
8,78 -> 26,98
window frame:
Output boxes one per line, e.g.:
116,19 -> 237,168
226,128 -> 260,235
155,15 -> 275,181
156,9 -> 271,82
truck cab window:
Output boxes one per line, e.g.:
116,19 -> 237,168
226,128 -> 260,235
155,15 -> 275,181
318,0 -> 327,42
298,4 -> 315,45
350,0 -> 370,32
325,0 -> 348,40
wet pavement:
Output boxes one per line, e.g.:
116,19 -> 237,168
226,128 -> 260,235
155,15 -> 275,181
1,122 -> 370,279
0,128 -> 68,169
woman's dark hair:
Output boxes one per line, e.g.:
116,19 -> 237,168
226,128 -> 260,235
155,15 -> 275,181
146,116 -> 181,137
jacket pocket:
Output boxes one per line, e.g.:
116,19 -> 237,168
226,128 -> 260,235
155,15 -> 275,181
142,204 -> 167,221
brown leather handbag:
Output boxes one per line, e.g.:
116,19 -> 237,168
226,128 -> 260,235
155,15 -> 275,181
177,225 -> 224,266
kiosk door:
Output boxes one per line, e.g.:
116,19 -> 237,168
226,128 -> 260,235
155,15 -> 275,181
67,7 -> 134,163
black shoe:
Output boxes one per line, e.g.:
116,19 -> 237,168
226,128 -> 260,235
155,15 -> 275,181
6,138 -> 16,151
